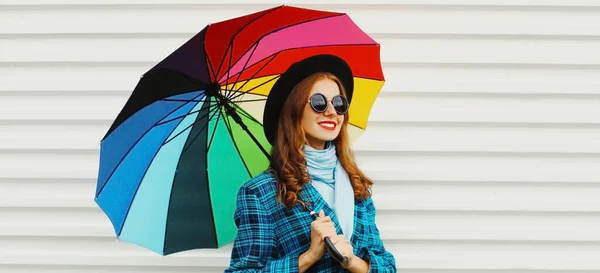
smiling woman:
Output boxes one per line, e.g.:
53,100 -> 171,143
224,54 -> 396,273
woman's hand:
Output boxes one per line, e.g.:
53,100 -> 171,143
299,210 -> 338,272
329,235 -> 354,266
308,210 -> 337,259
329,235 -> 369,272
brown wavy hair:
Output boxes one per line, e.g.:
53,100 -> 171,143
268,72 -> 373,208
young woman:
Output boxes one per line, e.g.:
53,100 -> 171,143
225,55 -> 396,273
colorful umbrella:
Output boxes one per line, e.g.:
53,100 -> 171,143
95,5 -> 384,255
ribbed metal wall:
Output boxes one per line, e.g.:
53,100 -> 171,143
2,1 -> 600,272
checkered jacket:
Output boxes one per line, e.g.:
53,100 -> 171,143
224,170 -> 397,272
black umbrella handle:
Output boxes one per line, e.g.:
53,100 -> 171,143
309,211 -> 349,265
324,236 -> 349,264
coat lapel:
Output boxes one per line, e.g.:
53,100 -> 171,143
297,183 -> 369,255
301,183 -> 345,236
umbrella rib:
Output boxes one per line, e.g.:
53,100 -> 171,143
206,107 -> 224,152
180,105 -> 223,155
213,6 -> 280,83
233,98 -> 268,103
156,101 -> 221,127
238,108 -> 263,129
229,103 -> 261,125
204,40 -> 218,82
226,53 -> 279,101
233,108 -> 253,121
164,102 -> 222,147
214,38 -> 234,84
224,38 -> 236,100
228,75 -> 278,102
221,110 -> 255,178
224,37 -> 260,100
162,98 -> 206,103
349,122 -> 365,130
223,103 -> 271,159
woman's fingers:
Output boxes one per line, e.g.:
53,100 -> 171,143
314,222 -> 335,231
314,220 -> 334,228
314,224 -> 337,240
330,235 -> 349,246
313,222 -> 337,235
315,210 -> 331,223
316,226 -> 337,236
312,210 -> 338,239
316,228 -> 336,236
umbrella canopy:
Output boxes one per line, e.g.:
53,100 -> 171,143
95,5 -> 384,255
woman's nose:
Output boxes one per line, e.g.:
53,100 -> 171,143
324,100 -> 336,116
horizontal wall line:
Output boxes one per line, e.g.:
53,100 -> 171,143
2,177 -> 599,186
2,234 -> 600,246
355,150 -> 600,158
377,210 -> 600,217
3,3 -> 600,12
2,204 -> 599,214
382,208 -> 600,214
387,62 -> 600,70
3,90 -> 600,99
365,121 -> 600,129
4,148 -> 600,158
0,178 -> 95,184
3,32 -> 600,41
0,264 -> 224,271
372,180 -> 600,187
2,119 -> 600,129
2,205 -> 599,217
386,239 -> 600,246
0,206 -> 98,213
4,61 -> 600,70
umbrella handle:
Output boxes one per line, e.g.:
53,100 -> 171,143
309,211 -> 349,265
324,236 -> 349,265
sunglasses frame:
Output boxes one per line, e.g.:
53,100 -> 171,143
307,93 -> 349,115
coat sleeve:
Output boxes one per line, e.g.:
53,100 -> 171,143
359,196 -> 397,272
224,185 -> 298,273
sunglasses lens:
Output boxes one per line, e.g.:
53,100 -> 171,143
310,94 -> 327,112
333,95 -> 349,114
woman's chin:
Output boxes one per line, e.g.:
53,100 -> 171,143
316,132 -> 340,142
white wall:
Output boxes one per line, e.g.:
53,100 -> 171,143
2,0 -> 600,272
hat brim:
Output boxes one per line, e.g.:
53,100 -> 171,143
263,54 -> 354,145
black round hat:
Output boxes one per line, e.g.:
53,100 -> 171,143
262,54 -> 354,145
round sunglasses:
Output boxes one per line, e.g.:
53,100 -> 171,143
307,93 -> 349,115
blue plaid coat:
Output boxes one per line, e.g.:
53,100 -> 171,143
224,170 -> 397,272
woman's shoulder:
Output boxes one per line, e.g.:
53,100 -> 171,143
237,169 -> 278,200
234,170 -> 282,214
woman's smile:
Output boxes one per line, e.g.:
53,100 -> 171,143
318,121 -> 337,131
